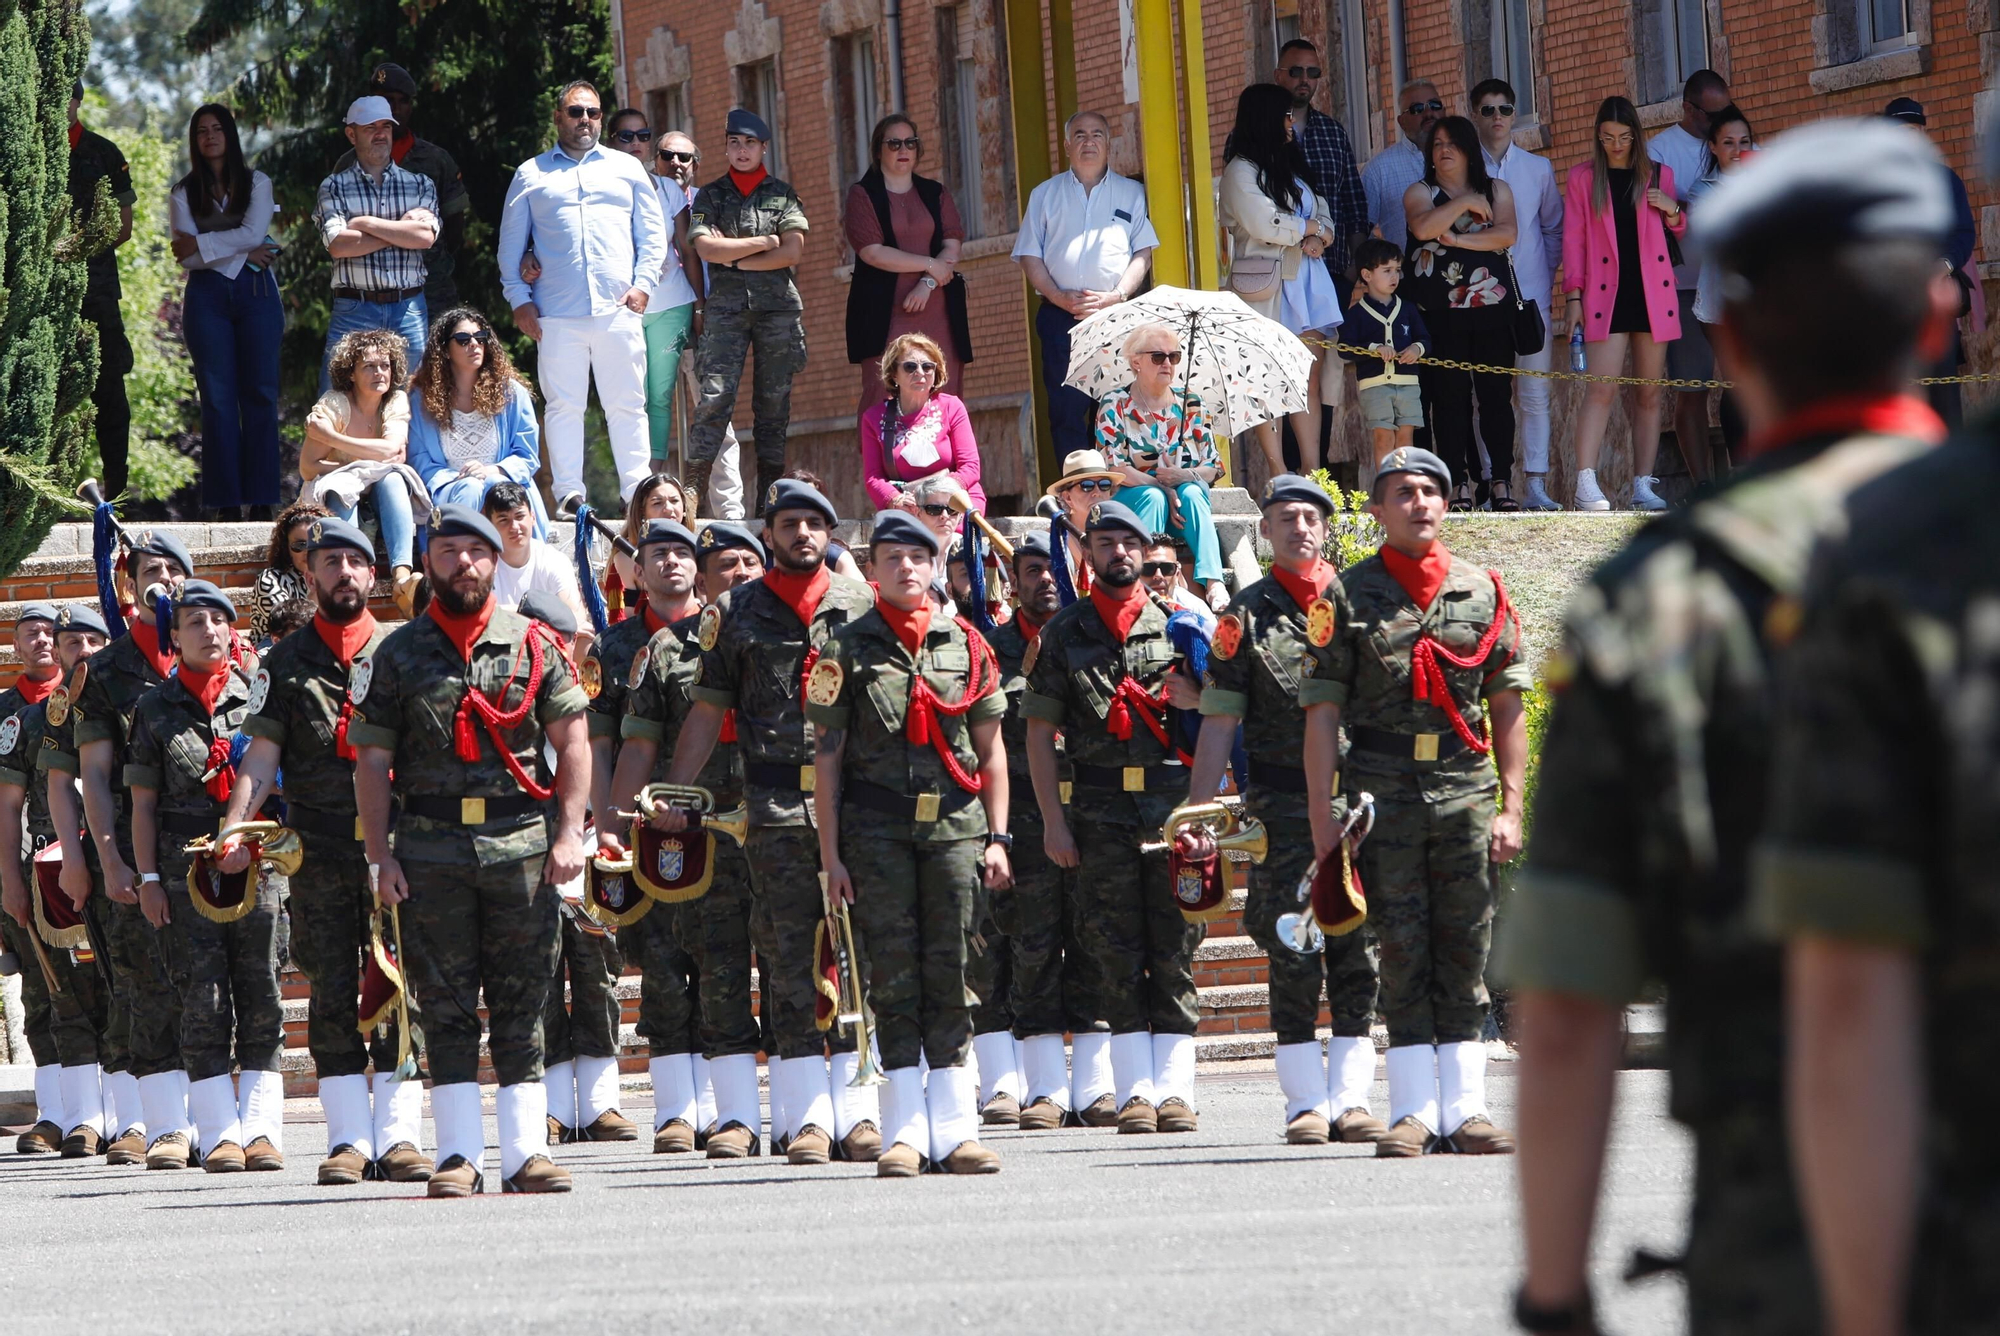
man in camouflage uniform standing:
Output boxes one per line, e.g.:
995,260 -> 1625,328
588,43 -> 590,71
608,521 -> 769,1156
1189,476 -> 1383,1146
662,479 -> 881,1166
684,109 -> 808,514
1022,499 -> 1204,1136
47,530 -> 197,1168
350,505 -> 592,1197
1303,449 -> 1530,1159
127,582 -> 285,1175
221,517 -> 431,1185
1491,121 -> 1956,1336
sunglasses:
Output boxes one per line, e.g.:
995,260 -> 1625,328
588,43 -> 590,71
449,329 -> 493,347
658,148 -> 696,163
613,128 -> 653,143
564,104 -> 602,120
1067,478 -> 1116,493
288,540 -> 310,553
918,503 -> 952,517
882,136 -> 921,151
1478,104 -> 1514,117
1282,65 -> 1323,79
1405,98 -> 1444,115
1139,349 -> 1183,366
898,360 -> 938,375
1139,561 -> 1178,577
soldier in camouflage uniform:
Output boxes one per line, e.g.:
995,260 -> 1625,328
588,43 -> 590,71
221,517 -> 431,1185
126,582 -> 284,1175
349,505 -> 592,1197
662,479 -> 882,1166
1492,122 -> 1956,1336
46,529 -> 197,1168
808,510 -> 1012,1177
608,521 -> 769,1157
1022,499 -> 1204,1136
1189,476 -> 1384,1146
684,109 -> 808,514
1302,448 -> 1530,1159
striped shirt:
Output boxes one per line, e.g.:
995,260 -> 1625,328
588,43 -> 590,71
313,161 -> 439,293
1295,106 -> 1369,276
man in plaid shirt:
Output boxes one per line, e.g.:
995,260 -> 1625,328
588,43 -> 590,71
1274,40 -> 1369,280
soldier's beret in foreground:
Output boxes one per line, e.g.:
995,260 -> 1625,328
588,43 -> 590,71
517,589 -> 577,637
726,108 -> 771,142
1260,473 -> 1335,515
1011,531 -> 1052,563
54,605 -> 109,637
1371,447 -> 1453,498
869,510 -> 941,556
637,520 -> 699,554
368,62 -> 419,98
172,580 -> 238,622
696,522 -> 765,565
763,479 -> 839,527
1083,499 -> 1151,542
426,503 -> 504,552
15,602 -> 59,627
1692,118 -> 1950,285
124,528 -> 195,579
304,516 -> 376,562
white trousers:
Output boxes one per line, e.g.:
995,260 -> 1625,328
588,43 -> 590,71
541,309 -> 650,503
707,423 -> 745,519
1514,306 -> 1553,474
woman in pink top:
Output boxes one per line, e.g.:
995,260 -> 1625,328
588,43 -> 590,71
860,332 -> 987,514
1561,96 -> 1688,512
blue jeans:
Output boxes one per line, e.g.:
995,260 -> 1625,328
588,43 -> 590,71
1113,480 -> 1224,585
182,267 -> 284,510
327,473 -> 416,571
321,294 -> 428,394
1036,300 -> 1097,459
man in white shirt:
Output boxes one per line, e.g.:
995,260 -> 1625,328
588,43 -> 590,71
1012,111 -> 1161,457
1474,80 -> 1564,511
1649,69 -> 1731,486
1361,80 -> 1444,248
482,482 -> 594,656
655,131 -> 744,520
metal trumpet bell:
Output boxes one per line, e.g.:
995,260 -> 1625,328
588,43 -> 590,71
635,782 -> 748,847
1138,799 -> 1270,864
830,902 -> 886,1088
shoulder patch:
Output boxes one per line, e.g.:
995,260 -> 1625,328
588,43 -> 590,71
1020,635 -> 1041,678
580,656 -> 602,700
806,656 -> 845,708
46,688 -> 69,728
246,667 -> 271,715
348,657 -> 374,707
1212,614 -> 1243,659
628,649 -> 649,691
1306,597 -> 1337,647
698,604 -> 721,652
0,714 -> 18,757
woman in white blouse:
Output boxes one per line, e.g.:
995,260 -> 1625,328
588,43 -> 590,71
169,103 -> 282,519
405,306 -> 550,538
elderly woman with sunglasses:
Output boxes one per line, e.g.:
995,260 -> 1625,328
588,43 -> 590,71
861,331 -> 987,515
1093,322 -> 1229,609
406,306 -> 551,537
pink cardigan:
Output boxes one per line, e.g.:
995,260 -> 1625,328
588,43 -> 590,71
1561,162 -> 1687,344
860,391 -> 987,513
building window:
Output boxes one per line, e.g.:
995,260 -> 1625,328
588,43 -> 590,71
833,32 -> 879,188
1864,0 -> 1913,49
736,58 -> 783,176
935,4 -> 984,236
1488,0 -> 1535,118
1332,0 -> 1373,157
1635,0 -> 1708,105
646,82 -> 690,137
1250,0 -> 1301,76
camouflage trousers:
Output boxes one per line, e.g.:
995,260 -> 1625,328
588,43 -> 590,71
3,909 -> 111,1067
158,857 -> 284,1081
689,306 -> 805,498
843,818 -> 981,1071
623,902 -> 696,1056
1070,810 -> 1203,1036
1,914 -> 58,1064
287,836 -> 418,1080
967,907 -> 1012,1038
999,810 -> 1099,1038
89,859 -> 183,1079
1244,804 -> 1380,1046
1685,1107 -> 1820,1336
544,913 -> 625,1065
1357,790 -> 1495,1047
627,840 -> 761,1059
746,823 -> 854,1061
397,853 -> 560,1087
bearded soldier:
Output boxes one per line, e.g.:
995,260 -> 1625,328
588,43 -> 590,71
350,505 -> 592,1196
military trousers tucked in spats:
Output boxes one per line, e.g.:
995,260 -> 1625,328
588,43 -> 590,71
21,911 -> 111,1067
688,306 -> 805,492
1244,805 -> 1380,1046
622,902 -> 697,1057
968,906 -> 1012,1037
1069,810 -> 1203,1037
1356,790 -> 1496,1048
94,865 -> 183,1078
544,913 -> 624,1065
843,819 -> 981,1071
1685,1108 -> 1820,1336
1001,810 -> 1099,1038
688,844 -> 762,1059
397,854 -> 560,1087
1,915 -> 61,1065
745,823 -> 854,1061
157,861 -> 284,1081
286,837 -> 417,1079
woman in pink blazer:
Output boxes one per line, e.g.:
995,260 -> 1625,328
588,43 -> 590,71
1561,97 -> 1688,511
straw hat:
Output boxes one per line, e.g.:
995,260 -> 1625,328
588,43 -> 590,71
1043,449 -> 1125,497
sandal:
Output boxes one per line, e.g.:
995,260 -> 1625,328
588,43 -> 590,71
1487,480 -> 1520,512
1450,482 -> 1476,512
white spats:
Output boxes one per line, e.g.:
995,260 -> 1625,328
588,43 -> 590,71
649,1054 -> 697,1132
691,1054 -> 717,1131
973,1032 -> 1025,1105
107,1071 -> 144,1139
59,1064 -> 104,1138
1437,1040 -> 1488,1135
1151,1033 -> 1196,1110
765,1055 -> 789,1138
926,1064 -> 979,1164
1071,1031 -> 1114,1110
1021,1034 -> 1072,1111
784,1056 -> 834,1140
189,1074 -> 242,1155
881,1066 -> 930,1155
137,1071 -> 183,1149
1385,1044 -> 1441,1134
1274,1042 -> 1330,1122
542,1060 -> 577,1131
709,1053 -> 761,1135
430,1082 -> 485,1173
238,1068 -> 285,1150
1327,1036 -> 1379,1116
373,1071 -> 425,1154
172,1070 -> 196,1142
319,1073 -> 373,1161
496,1082 -> 548,1179
827,1051 -> 881,1139
1109,1031 -> 1156,1109
34,1064 -> 67,1131
576,1054 -> 622,1126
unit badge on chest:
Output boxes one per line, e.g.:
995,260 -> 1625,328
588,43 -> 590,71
1306,598 -> 1337,647
698,604 -> 721,651
806,657 -> 845,707
348,657 -> 374,707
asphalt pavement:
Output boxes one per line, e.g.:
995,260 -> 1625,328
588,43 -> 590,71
0,1065 -> 1691,1335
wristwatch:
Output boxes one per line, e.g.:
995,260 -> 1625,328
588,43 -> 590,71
139,872 -> 162,885
985,832 -> 1014,850
919,275 -> 939,290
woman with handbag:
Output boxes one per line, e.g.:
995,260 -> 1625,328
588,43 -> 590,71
1402,115 -> 1520,509
1219,83 -> 1336,476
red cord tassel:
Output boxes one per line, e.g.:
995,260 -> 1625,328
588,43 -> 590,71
334,700 -> 357,762
203,736 -> 235,802
1406,571 -> 1516,756
899,618 -> 997,793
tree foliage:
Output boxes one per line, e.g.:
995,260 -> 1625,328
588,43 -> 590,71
105,112 -> 200,500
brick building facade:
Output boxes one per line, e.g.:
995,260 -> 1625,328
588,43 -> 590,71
612,0 -> 1997,511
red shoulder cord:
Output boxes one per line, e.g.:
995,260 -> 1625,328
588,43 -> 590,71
1408,570 -> 1518,755
903,617 -> 999,792
203,656 -> 256,800
451,624 -> 562,801
1106,676 -> 1194,767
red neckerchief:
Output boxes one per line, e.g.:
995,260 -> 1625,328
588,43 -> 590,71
898,615 -> 996,792
1379,542 -> 1453,613
68,122 -> 82,150
1402,567 -> 1520,757
642,602 -> 670,637
12,671 -> 57,705
178,660 -> 233,715
314,611 -> 377,667
427,595 -> 495,664
392,132 -> 414,164
1013,609 -> 1049,644
1747,393 -> 1946,460
875,597 -> 933,655
1089,585 -> 1146,644
1270,557 -> 1335,612
130,617 -> 175,680
729,167 -> 769,197
764,565 -> 832,629
177,660 -> 239,799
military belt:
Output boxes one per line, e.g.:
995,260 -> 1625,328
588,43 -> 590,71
1071,761 -> 1185,793
1348,725 -> 1465,762
286,804 -> 369,843
403,793 -> 541,825
157,809 -> 224,838
746,760 -> 817,794
842,778 -> 979,823
1246,759 -> 1309,792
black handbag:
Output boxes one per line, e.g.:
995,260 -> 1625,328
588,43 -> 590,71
1501,250 -> 1546,356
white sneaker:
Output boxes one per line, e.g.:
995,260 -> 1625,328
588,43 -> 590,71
1630,475 -> 1668,512
1522,476 -> 1561,511
1572,469 -> 1610,512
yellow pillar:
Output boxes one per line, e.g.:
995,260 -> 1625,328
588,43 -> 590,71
1180,0 -> 1219,290
1133,0 -> 1187,286
1003,0 -> 1060,489
1049,0 -> 1078,130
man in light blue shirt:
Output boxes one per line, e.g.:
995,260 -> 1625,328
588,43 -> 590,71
1361,80 -> 1443,248
497,79 -> 668,508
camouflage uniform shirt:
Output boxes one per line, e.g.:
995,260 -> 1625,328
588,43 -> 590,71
623,617 -> 743,806
238,620 -> 391,815
1201,570 -> 1343,819
686,173 -> 810,312
125,669 -> 257,829
0,687 -> 56,841
45,633 -> 171,859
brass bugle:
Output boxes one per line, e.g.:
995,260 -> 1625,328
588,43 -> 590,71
76,477 -> 133,542
555,492 -> 639,558
624,783 -> 748,847
1139,799 -> 1269,865
944,490 -> 1016,562
832,901 -> 886,1088
182,820 -> 306,877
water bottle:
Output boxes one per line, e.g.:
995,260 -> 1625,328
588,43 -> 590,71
1569,324 -> 1586,373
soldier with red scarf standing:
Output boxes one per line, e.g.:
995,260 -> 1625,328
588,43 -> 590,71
349,505 -> 592,1197
1302,448 -> 1531,1158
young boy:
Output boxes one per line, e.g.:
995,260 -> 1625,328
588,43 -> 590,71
1341,239 -> 1429,468
481,482 -> 595,658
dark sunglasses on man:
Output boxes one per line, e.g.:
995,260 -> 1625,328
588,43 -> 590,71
1478,103 -> 1515,118
1405,98 -> 1444,115
658,148 -> 696,163
449,329 -> 494,348
564,104 -> 602,120
1139,561 -> 1179,578
614,128 -> 654,143
1282,65 -> 1323,79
